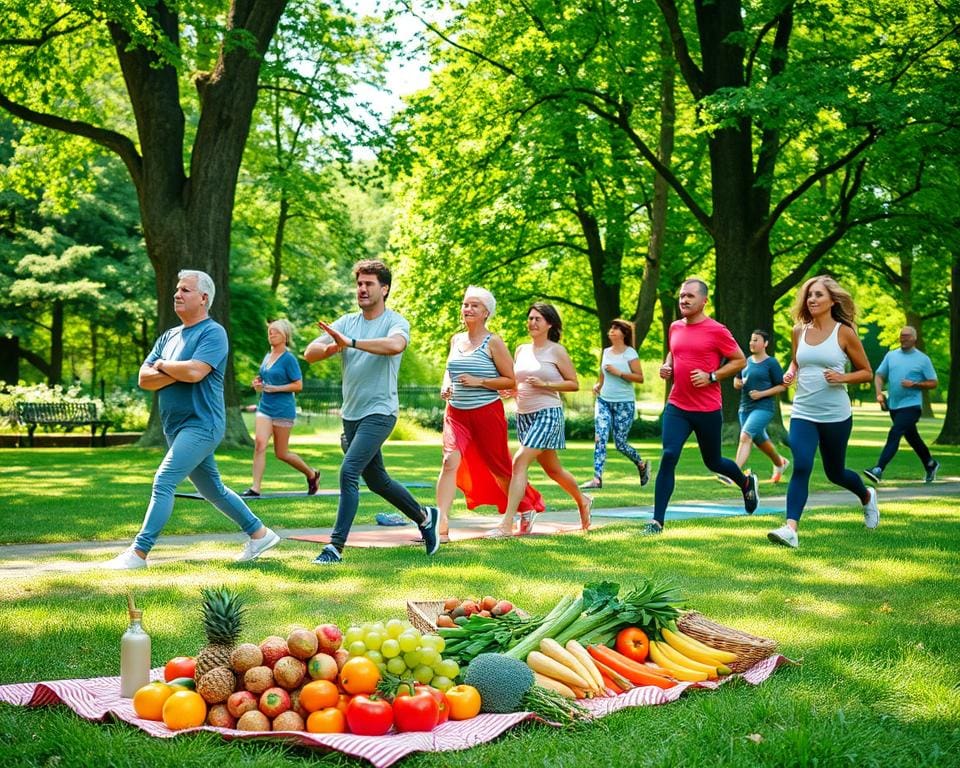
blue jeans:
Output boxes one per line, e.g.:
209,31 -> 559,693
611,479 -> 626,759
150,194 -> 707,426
653,404 -> 745,526
134,424 -> 262,553
876,406 -> 933,470
332,413 -> 425,549
786,416 -> 867,522
592,398 -> 643,478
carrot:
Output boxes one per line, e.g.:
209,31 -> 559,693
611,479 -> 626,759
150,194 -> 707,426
599,671 -> 624,695
588,644 -> 677,689
588,656 -> 635,691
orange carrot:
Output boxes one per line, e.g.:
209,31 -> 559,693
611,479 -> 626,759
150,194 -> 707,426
588,644 -> 677,689
599,671 -> 624,695
589,657 -> 637,692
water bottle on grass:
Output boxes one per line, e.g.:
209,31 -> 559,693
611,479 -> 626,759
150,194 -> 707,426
120,594 -> 151,698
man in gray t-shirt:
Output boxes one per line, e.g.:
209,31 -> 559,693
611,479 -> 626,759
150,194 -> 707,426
305,260 -> 439,564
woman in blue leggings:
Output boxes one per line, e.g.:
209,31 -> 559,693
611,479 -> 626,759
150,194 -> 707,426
768,276 -> 876,549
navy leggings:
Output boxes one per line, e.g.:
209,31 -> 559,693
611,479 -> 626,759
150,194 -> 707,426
786,416 -> 867,522
876,406 -> 933,470
653,404 -> 746,525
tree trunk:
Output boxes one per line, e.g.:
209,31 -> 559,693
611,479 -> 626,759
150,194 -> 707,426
270,193 -> 290,294
49,299 -> 64,386
936,252 -> 960,444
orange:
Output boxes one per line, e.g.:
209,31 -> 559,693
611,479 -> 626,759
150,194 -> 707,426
132,682 -> 173,721
446,685 -> 482,720
299,679 -> 340,713
338,657 -> 381,695
306,707 -> 347,734
335,693 -> 352,716
161,690 -> 207,730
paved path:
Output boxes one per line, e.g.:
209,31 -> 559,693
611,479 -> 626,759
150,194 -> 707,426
1,480 -> 956,579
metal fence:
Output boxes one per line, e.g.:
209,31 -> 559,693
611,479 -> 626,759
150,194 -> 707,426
298,381 -> 443,421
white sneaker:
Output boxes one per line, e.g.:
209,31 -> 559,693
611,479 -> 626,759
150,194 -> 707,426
767,524 -> 799,548
863,487 -> 879,529
771,458 -> 789,483
100,547 -> 148,570
236,528 -> 281,562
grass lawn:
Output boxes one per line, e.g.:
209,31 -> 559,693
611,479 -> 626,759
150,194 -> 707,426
1,407 -> 959,766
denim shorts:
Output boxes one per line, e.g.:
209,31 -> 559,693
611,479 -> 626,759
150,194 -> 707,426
739,408 -> 773,443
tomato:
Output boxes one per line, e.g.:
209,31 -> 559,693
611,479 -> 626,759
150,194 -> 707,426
445,685 -> 482,720
133,682 -> 173,721
615,627 -> 650,663
345,694 -> 394,736
306,707 -> 347,734
161,690 -> 207,730
414,685 -> 449,725
164,656 -> 197,682
393,689 -> 440,732
339,657 -> 381,695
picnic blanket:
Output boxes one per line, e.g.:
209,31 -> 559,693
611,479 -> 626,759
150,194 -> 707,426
0,655 -> 792,768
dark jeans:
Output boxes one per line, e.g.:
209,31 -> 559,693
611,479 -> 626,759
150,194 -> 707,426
876,406 -> 933,470
653,404 -> 745,525
786,416 -> 867,522
331,413 -> 424,549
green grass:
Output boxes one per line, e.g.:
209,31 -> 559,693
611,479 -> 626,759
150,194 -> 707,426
1,408 -> 959,766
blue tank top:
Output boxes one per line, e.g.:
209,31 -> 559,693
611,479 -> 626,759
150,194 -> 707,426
446,334 -> 501,410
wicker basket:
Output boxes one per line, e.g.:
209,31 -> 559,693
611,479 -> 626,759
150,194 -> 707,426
407,600 -> 446,634
676,611 -> 777,673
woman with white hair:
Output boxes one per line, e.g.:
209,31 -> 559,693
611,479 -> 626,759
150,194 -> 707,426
436,286 -> 544,540
243,319 -> 320,497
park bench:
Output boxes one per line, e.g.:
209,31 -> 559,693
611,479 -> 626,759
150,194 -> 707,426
15,401 -> 113,447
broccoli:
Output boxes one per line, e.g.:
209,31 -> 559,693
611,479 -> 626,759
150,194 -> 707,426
464,652 -> 589,725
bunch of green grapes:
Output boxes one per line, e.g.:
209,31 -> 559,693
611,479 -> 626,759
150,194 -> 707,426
342,618 -> 460,691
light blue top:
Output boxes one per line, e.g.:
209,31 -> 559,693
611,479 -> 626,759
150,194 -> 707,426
877,347 -> 937,410
446,334 -> 501,410
320,308 -> 410,420
791,323 -> 851,423
598,346 -> 639,403
147,318 -> 228,436
257,349 -> 302,420
738,356 -> 784,414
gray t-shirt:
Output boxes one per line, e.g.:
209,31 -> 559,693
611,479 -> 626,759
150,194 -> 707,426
320,309 -> 410,419
146,318 -> 228,436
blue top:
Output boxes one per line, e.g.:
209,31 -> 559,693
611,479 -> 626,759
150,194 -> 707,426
319,309 -> 410,420
877,347 -> 937,410
146,318 -> 228,436
738,356 -> 784,414
598,346 -> 639,403
446,334 -> 501,410
257,349 -> 302,420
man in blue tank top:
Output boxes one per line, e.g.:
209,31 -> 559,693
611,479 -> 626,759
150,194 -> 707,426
864,326 -> 939,484
305,260 -> 440,564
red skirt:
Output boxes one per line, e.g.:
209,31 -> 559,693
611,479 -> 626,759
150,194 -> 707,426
443,399 -> 545,514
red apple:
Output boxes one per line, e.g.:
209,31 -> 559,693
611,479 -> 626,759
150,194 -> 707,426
259,687 -> 291,718
307,653 -> 339,681
314,624 -> 343,654
206,703 -> 236,729
227,690 -> 258,718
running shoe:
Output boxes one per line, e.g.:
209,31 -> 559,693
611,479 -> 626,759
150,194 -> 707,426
100,547 -> 148,570
864,466 -> 882,484
483,527 -> 513,539
240,488 -> 261,497
236,528 -> 281,562
863,487 -> 879,529
518,510 -> 535,535
767,524 -> 798,548
419,505 -> 441,555
579,478 -> 602,489
771,458 -> 789,483
924,460 -> 940,484
638,460 -> 651,487
743,472 -> 760,514
307,469 -> 320,495
639,522 -> 663,536
313,544 -> 342,565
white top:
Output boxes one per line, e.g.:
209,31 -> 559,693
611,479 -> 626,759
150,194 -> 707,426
598,346 -> 639,402
514,343 -> 564,414
791,322 -> 851,423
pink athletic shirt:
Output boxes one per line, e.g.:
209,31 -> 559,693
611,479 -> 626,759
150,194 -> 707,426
667,317 -> 741,412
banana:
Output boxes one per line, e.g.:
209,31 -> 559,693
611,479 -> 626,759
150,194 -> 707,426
654,638 -> 720,679
647,640 -> 709,682
661,627 -> 736,668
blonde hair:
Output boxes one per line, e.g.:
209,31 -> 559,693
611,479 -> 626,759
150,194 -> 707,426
791,275 -> 857,328
267,319 -> 295,346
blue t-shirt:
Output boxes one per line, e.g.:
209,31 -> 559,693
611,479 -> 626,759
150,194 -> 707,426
318,308 -> 410,420
257,349 -> 302,420
738,356 -> 784,414
146,318 -> 228,436
878,348 -> 937,410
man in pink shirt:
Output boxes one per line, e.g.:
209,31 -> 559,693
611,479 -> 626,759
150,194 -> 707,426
645,279 -> 759,534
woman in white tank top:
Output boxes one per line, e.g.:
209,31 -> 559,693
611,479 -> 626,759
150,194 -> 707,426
768,276 -> 877,550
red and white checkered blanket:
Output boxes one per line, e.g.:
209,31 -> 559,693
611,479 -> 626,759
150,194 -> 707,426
0,656 -> 791,767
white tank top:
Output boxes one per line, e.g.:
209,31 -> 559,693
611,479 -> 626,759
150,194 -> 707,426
791,322 -> 851,423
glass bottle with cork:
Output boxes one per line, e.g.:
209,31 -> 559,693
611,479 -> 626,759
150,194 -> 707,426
120,593 -> 152,698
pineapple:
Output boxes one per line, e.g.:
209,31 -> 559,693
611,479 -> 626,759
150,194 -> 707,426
196,666 -> 236,704
196,586 -> 246,678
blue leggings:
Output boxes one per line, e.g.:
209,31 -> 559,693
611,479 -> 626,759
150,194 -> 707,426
786,416 -> 867,522
653,404 -> 745,525
134,424 -> 262,554
592,398 -> 643,478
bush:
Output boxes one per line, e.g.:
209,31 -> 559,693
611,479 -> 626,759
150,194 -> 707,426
564,410 -> 662,440
406,407 -> 445,432
99,388 -> 151,431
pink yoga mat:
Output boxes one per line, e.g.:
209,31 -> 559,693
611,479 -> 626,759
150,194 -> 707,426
0,656 -> 792,767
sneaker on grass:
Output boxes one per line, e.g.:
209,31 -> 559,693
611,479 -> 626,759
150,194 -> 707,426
742,472 -> 760,514
100,547 -> 147,570
924,460 -> 940,484
771,458 -> 789,483
863,487 -> 879,529
767,524 -> 798,548
419,505 -> 441,555
639,522 -> 663,536
313,544 -> 342,565
236,528 -> 281,562
864,466 -> 882,484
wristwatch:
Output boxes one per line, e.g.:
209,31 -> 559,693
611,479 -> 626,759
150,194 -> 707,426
351,338 -> 357,348
708,371 -> 717,383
